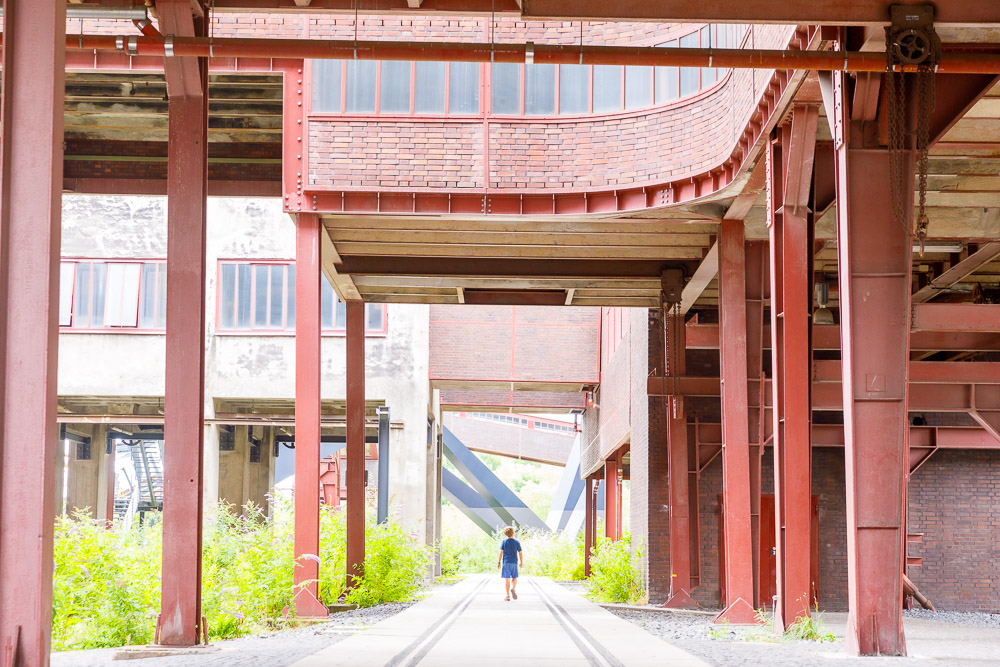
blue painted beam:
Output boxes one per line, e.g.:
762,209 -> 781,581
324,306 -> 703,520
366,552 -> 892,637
442,426 -> 548,531
441,468 -> 506,534
547,436 -> 586,532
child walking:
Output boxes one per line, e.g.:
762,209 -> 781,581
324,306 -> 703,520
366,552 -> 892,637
497,526 -> 523,601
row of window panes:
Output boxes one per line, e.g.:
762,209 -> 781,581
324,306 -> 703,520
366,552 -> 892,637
312,24 -> 748,116
469,412 -> 574,433
219,262 -> 386,333
59,260 -> 385,334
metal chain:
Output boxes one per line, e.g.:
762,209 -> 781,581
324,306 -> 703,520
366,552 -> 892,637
885,28 -> 908,239
915,61 -> 935,255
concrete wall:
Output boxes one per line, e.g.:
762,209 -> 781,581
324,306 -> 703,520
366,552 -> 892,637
58,195 -> 436,539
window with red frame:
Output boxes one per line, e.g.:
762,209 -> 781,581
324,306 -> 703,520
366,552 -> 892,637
311,25 -> 748,118
217,261 -> 386,334
60,260 -> 166,330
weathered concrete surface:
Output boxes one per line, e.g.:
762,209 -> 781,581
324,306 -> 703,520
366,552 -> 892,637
58,195 -> 436,539
294,575 -> 708,667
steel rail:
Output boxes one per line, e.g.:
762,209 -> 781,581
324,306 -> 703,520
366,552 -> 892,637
10,34 -> 999,73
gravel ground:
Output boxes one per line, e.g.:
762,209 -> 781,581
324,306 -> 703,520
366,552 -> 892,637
605,607 -> 998,666
903,608 -> 1000,628
51,601 -> 415,667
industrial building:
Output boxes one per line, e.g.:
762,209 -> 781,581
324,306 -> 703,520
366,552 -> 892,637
1,1 -> 999,664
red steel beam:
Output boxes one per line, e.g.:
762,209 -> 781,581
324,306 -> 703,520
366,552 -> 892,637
158,0 -> 209,647
684,322 -> 1000,352
910,303 -> 1000,333
604,451 -> 621,541
345,299 -> 366,587
517,0 -> 999,26
771,105 -> 818,629
744,240 -> 766,608
583,476 -> 595,577
663,309 -> 696,609
911,242 -> 1000,304
833,69 -> 910,657
292,213 -> 329,617
43,34 -> 1000,74
715,219 -> 755,624
0,2 -> 66,664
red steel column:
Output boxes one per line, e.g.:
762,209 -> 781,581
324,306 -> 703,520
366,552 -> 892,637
158,0 -> 209,647
833,70 -> 911,656
583,476 -> 594,577
770,106 -> 819,629
603,452 -> 620,541
0,2 -> 66,663
346,300 -> 366,586
664,311 -> 696,608
745,240 -> 766,608
293,213 -> 328,617
715,219 -> 756,624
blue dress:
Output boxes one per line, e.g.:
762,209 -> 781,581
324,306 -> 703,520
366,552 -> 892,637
500,537 -> 522,578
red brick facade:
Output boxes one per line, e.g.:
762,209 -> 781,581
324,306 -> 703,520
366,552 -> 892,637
429,305 -> 600,384
589,309 -> 1000,613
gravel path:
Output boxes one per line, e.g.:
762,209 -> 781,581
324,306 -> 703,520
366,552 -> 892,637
606,607 -> 1000,666
903,609 -> 1000,628
51,601 -> 415,667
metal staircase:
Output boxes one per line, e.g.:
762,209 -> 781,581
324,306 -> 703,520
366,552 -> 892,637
126,439 -> 163,513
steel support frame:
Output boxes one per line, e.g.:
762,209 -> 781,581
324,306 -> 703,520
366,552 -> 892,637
833,68 -> 911,657
604,450 -> 621,541
157,0 -> 210,647
745,240 -> 767,608
292,212 -> 329,617
664,308 -> 696,608
714,219 -> 755,624
0,2 -> 66,664
346,300 -> 366,586
768,105 -> 818,629
584,475 -> 596,577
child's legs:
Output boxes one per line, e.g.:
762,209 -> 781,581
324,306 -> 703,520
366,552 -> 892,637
511,577 -> 518,590
504,577 -> 511,595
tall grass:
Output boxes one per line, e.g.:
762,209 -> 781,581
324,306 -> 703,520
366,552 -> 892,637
52,499 -> 430,650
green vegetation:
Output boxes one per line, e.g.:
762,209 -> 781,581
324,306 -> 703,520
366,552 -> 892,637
584,533 -> 646,604
52,500 -> 430,651
439,520 -> 585,581
785,613 -> 837,642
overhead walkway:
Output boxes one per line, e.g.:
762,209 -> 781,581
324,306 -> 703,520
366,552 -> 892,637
293,575 -> 707,667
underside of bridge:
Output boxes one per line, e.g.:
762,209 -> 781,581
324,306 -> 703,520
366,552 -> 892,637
1,1 -> 999,664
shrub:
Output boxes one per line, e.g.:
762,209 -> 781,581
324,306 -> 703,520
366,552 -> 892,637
585,533 -> 645,604
345,520 -> 432,607
522,528 -> 585,581
51,499 -> 429,650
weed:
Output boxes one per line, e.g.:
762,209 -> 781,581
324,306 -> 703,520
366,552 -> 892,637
785,613 -> 836,642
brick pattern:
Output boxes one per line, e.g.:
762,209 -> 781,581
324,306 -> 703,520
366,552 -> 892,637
438,389 -> 586,410
309,121 -> 484,189
908,449 -> 1000,613
305,23 -> 795,192
638,308 -> 673,603
429,305 -> 600,383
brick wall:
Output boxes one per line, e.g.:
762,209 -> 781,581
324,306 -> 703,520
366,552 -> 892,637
908,449 -> 1000,613
637,308 -> 673,603
429,305 -> 600,383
